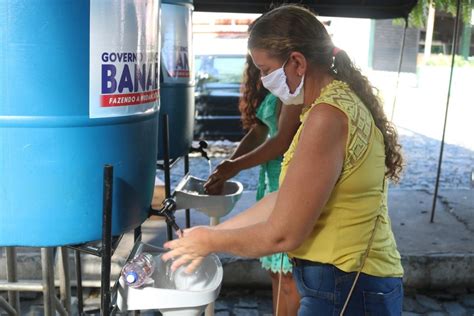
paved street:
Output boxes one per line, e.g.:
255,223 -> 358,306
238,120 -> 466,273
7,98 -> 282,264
6,286 -> 474,315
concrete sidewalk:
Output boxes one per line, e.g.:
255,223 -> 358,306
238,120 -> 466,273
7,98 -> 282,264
1,189 -> 473,290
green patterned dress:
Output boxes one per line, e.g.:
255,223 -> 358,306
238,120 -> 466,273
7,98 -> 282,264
256,94 -> 293,274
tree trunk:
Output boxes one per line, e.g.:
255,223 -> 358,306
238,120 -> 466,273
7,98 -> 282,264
460,1 -> 472,59
423,0 -> 436,62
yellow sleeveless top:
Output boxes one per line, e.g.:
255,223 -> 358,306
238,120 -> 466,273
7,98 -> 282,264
280,80 -> 403,277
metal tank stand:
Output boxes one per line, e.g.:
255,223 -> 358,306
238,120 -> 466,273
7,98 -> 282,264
0,247 -> 71,316
58,248 -> 72,314
1,164 -> 146,316
67,164 -> 146,316
100,165 -> 113,316
161,114 -> 174,241
67,164 -> 115,316
184,153 -> 191,228
6,248 -> 20,314
155,114 -> 194,240
74,249 -> 84,315
156,114 -> 212,235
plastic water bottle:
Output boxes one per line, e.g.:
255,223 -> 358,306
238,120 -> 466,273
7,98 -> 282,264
121,252 -> 155,288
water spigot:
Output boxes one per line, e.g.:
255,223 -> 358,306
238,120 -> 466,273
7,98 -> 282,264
151,198 -> 183,236
190,140 -> 209,161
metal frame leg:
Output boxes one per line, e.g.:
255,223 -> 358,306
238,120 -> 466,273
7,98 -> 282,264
133,223 -> 142,316
184,154 -> 191,228
53,296 -> 68,316
161,114 -> 173,241
58,247 -> 72,314
0,296 -> 17,316
1,247 -> 71,316
6,247 -> 20,315
134,226 -> 142,243
75,250 -> 84,315
101,165 -> 113,316
41,248 -> 55,316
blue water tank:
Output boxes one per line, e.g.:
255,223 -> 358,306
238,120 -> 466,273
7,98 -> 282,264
158,0 -> 195,160
0,0 -> 161,246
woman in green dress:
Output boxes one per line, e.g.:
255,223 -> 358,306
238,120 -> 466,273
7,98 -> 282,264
205,55 -> 303,315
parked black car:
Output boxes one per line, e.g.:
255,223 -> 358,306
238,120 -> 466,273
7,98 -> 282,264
194,54 -> 246,141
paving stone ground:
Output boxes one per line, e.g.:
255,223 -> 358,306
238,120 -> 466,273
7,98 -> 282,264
4,286 -> 474,315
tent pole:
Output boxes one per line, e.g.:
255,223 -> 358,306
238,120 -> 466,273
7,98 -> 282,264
390,17 -> 408,122
430,0 -> 462,223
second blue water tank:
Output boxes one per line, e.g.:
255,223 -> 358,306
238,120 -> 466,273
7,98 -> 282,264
158,0 -> 195,160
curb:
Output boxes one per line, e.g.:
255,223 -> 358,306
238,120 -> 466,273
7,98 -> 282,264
1,252 -> 473,289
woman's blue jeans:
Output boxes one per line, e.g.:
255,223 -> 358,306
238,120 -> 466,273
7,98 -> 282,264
292,260 -> 403,316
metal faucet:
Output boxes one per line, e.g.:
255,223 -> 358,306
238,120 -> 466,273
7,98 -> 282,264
190,140 -> 209,161
150,198 -> 183,237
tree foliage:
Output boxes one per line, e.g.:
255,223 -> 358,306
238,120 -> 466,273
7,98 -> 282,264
407,0 -> 472,27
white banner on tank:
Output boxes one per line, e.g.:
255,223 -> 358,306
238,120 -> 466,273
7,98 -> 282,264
161,3 -> 193,85
89,0 -> 160,118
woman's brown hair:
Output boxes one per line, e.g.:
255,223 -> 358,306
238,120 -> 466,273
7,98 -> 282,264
248,4 -> 403,182
239,54 -> 269,130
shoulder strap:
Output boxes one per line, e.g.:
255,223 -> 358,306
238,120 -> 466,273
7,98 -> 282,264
340,175 -> 386,315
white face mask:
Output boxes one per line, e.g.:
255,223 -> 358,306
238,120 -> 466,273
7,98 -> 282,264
261,60 -> 304,105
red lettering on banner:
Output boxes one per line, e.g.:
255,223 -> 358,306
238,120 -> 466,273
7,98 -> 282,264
167,69 -> 190,78
176,69 -> 190,77
101,90 -> 159,107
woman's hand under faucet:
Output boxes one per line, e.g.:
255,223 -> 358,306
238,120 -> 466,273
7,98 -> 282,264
204,176 -> 225,195
162,226 -> 213,273
204,159 -> 239,194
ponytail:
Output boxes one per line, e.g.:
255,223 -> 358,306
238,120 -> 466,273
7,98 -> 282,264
333,51 -> 403,182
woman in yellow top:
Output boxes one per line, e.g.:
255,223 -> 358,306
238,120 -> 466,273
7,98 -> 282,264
163,5 -> 404,315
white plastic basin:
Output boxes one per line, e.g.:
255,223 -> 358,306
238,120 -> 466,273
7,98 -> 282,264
174,175 -> 243,217
117,249 -> 223,316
